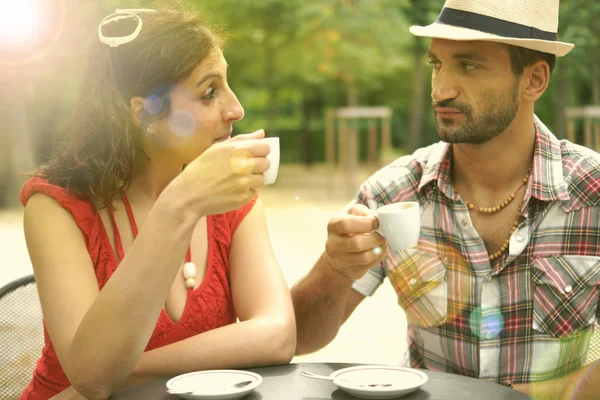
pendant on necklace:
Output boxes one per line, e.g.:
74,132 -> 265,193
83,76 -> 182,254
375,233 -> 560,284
183,261 -> 196,289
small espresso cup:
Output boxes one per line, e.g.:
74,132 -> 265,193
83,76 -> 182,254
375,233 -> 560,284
375,202 -> 420,252
262,137 -> 280,185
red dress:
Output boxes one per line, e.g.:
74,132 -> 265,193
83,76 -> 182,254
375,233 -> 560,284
19,177 -> 257,400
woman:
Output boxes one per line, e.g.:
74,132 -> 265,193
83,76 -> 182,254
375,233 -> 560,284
20,4 -> 295,400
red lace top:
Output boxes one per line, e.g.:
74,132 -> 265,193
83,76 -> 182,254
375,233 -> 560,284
19,177 -> 257,400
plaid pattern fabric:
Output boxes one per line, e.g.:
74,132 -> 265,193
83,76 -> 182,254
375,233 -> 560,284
351,117 -> 600,385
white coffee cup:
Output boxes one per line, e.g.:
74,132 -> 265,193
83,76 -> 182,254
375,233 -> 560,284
375,202 -> 420,251
262,137 -> 280,185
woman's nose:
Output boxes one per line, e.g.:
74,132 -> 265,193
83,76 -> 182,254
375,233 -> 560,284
223,92 -> 244,122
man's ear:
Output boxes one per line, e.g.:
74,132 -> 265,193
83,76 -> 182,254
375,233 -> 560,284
130,96 -> 146,129
522,60 -> 550,103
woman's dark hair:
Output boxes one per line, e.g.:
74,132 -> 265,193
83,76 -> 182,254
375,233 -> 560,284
39,2 -> 224,208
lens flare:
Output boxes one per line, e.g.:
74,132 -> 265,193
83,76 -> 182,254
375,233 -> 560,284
144,94 -> 163,115
470,307 -> 504,340
0,0 -> 41,44
230,150 -> 254,175
168,109 -> 196,138
0,0 -> 66,66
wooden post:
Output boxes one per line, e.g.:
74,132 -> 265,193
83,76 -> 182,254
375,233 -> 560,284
593,121 -> 600,151
367,119 -> 377,163
567,119 -> 576,143
584,118 -> 592,149
382,117 -> 392,153
325,109 -> 335,165
347,122 -> 359,199
565,106 -> 600,147
338,117 -> 347,168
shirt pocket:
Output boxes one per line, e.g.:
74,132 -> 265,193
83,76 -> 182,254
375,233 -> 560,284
531,255 -> 600,337
386,250 -> 448,328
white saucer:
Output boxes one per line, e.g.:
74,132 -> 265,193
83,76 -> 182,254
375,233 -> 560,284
330,365 -> 428,399
165,370 -> 262,400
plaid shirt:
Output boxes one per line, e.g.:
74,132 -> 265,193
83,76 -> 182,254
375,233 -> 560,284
352,117 -> 600,385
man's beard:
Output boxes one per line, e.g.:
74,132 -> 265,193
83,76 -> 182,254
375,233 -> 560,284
434,82 -> 519,145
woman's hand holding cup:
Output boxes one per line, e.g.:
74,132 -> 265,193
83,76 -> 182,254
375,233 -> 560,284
172,129 -> 271,216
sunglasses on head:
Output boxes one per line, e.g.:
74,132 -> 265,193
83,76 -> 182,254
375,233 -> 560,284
98,8 -> 157,48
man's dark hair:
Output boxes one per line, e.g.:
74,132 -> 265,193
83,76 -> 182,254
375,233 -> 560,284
505,44 -> 556,76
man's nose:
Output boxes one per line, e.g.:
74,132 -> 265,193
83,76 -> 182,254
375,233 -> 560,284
431,73 -> 459,103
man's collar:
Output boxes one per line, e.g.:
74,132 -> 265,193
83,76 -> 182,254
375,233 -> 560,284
417,142 -> 451,194
417,116 -> 570,203
529,116 -> 570,202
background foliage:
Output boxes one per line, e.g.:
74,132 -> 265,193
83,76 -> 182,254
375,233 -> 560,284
2,0 -> 599,169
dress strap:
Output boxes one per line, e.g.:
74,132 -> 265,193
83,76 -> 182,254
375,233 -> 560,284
106,189 -> 138,262
107,205 -> 125,262
117,189 -> 192,263
121,189 -> 140,237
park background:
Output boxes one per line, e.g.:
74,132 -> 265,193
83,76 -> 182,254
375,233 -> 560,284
1,0 -> 600,365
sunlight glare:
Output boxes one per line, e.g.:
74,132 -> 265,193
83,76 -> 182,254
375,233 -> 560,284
0,0 -> 42,44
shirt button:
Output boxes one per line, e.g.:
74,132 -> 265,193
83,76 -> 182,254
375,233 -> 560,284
565,285 -> 573,293
461,219 -> 468,227
484,332 -> 493,340
409,278 -> 418,286
516,234 -> 524,243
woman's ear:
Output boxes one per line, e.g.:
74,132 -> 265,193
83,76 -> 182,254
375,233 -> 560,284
522,60 -> 550,103
130,96 -> 146,129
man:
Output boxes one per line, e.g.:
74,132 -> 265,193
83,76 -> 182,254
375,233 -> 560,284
292,1 -> 600,399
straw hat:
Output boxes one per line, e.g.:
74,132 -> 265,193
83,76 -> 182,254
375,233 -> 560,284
409,0 -> 574,56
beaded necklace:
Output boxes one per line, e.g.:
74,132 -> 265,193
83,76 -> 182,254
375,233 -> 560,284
108,190 -> 197,289
459,166 -> 532,260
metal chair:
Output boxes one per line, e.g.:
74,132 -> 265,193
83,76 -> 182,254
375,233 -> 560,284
0,275 -> 43,399
585,321 -> 600,365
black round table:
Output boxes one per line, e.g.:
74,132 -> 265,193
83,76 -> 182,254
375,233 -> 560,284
111,363 -> 530,399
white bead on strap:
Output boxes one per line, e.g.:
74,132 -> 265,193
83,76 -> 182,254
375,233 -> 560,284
183,262 -> 196,289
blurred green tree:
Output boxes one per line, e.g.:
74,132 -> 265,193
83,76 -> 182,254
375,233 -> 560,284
5,0 -> 600,174
198,0 -> 410,163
